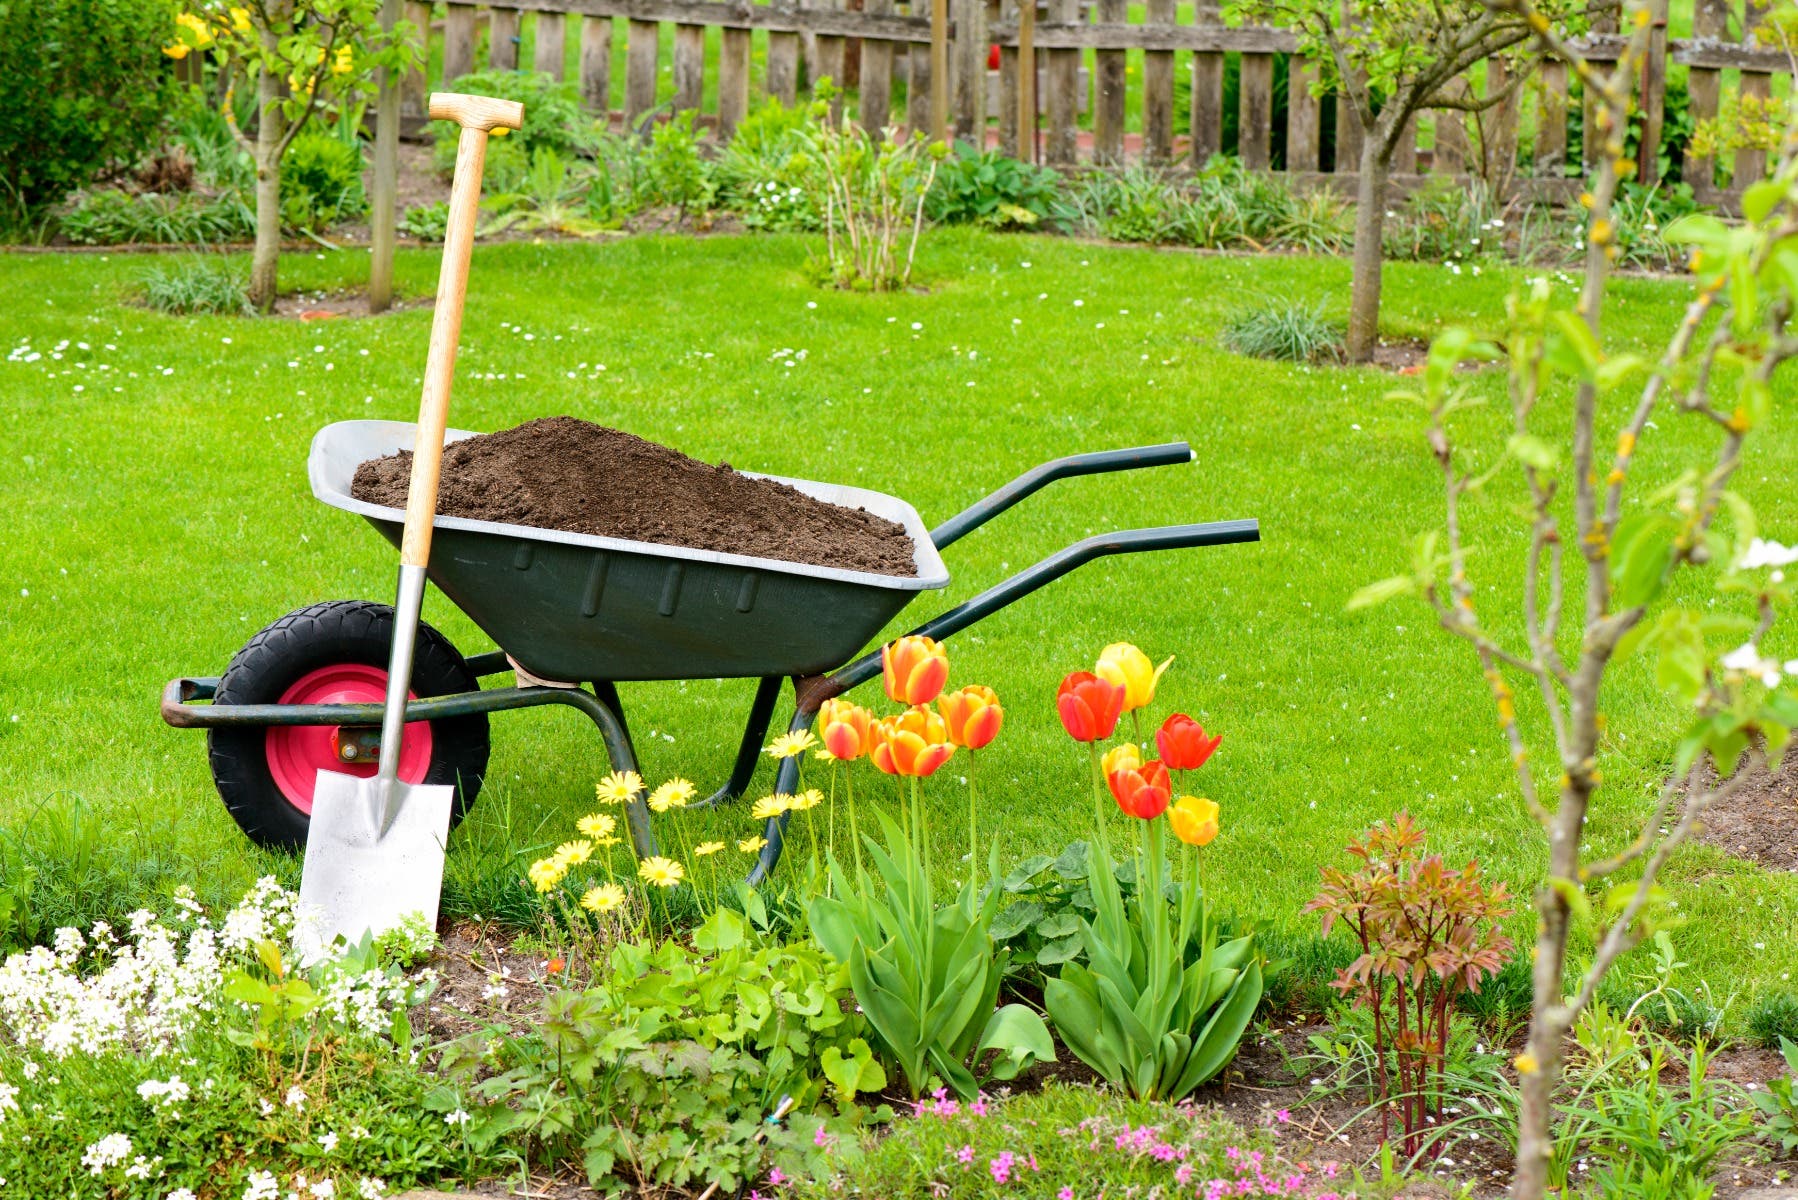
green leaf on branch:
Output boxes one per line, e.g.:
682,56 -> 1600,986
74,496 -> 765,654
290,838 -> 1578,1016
1507,433 -> 1559,472
1347,575 -> 1417,610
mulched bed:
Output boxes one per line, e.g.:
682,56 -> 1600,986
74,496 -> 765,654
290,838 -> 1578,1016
1696,755 -> 1798,873
351,416 -> 919,576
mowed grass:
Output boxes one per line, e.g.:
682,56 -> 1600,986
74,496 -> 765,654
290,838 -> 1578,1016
2,230 -> 1796,1004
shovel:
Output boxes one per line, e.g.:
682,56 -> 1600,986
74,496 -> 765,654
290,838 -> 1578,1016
298,92 -> 525,951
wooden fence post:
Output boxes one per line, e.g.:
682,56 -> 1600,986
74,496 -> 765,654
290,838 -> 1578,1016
370,0 -> 401,314
1634,0 -> 1668,183
674,21 -> 707,113
1582,0 -> 1618,171
999,0 -> 1021,154
951,0 -> 984,139
1736,0 -> 1772,187
1045,0 -> 1078,163
627,18 -> 662,129
1239,50 -> 1274,170
1535,60 -> 1567,177
817,0 -> 848,116
860,0 -> 896,131
1142,0 -> 1176,164
443,3 -> 477,84
1017,0 -> 1037,161
1286,55 -> 1320,172
908,20 -> 934,132
581,17 -> 614,117
402,0 -> 432,130
769,0 -> 802,105
1093,0 -> 1126,163
1682,0 -> 1728,199
489,7 -> 521,70
536,11 -> 568,78
1190,0 -> 1224,166
719,25 -> 752,134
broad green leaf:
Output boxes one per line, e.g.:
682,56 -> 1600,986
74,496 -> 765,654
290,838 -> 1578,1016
1346,575 -> 1415,611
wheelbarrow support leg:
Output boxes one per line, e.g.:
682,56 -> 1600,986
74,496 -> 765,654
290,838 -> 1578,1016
586,681 -> 658,859
694,675 -> 783,809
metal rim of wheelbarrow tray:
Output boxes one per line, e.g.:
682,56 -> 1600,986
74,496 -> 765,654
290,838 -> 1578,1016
161,435 -> 1259,886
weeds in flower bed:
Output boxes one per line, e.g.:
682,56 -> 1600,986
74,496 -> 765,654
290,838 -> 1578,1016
139,256 -> 252,316
1221,298 -> 1345,363
1748,990 -> 1798,1050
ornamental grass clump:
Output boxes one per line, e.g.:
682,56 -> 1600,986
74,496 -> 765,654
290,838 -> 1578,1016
1044,641 -> 1263,1102
1307,813 -> 1513,1158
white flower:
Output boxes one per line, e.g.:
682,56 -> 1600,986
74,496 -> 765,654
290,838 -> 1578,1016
138,1075 -> 191,1109
80,1133 -> 132,1175
0,1080 -> 17,1119
311,1180 -> 336,1198
1741,537 -> 1798,569
444,1108 -> 472,1127
1722,642 -> 1783,686
259,1097 -> 275,1116
347,1124 -> 370,1141
318,1131 -> 339,1153
285,1085 -> 308,1110
167,1190 -> 199,1200
358,1179 -> 386,1199
243,1171 -> 279,1200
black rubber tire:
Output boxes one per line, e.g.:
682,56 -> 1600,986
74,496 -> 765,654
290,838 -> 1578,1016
207,600 -> 490,851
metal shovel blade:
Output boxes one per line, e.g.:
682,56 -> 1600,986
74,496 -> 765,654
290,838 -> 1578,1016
297,769 -> 453,952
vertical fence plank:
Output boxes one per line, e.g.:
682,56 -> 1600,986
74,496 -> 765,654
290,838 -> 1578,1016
999,0 -> 1021,154
535,12 -> 568,78
768,0 -> 801,105
370,0 -> 401,313
1735,0 -> 1772,189
1286,55 -> 1320,172
489,7 -> 520,70
1045,0 -> 1078,163
627,19 -> 662,128
951,0 -> 984,140
718,26 -> 752,134
1334,91 -> 1363,176
443,3 -> 477,84
1018,0 -> 1038,161
1391,111 -> 1417,174
1142,0 -> 1175,164
673,22 -> 706,113
1433,106 -> 1469,174
1535,59 -> 1567,177
1486,57 -> 1521,190
1190,0 -> 1224,166
1093,0 -> 1126,163
1634,0 -> 1668,183
860,0 -> 895,131
908,34 -> 933,131
1239,52 -> 1273,170
402,0 -> 432,126
1582,0 -> 1618,170
581,17 -> 613,117
1683,0 -> 1726,198
817,0 -> 847,119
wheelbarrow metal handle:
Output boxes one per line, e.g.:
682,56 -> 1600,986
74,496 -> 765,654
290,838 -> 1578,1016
928,441 -> 1195,550
832,517 -> 1259,693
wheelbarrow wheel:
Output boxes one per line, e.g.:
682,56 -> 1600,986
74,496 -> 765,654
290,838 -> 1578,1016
207,599 -> 490,851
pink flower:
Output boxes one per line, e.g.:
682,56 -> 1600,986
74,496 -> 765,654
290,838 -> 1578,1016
1058,1189 -> 1074,1200
989,1151 -> 1016,1185
1176,1164 -> 1194,1185
956,1144 -> 974,1165
813,1125 -> 833,1148
1275,1108 -> 1291,1124
768,1167 -> 788,1187
970,1097 -> 990,1117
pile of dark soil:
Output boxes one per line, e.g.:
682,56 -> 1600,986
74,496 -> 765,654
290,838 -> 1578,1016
350,416 -> 918,577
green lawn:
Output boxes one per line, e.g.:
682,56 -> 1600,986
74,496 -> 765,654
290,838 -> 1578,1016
2,230 -> 1796,1007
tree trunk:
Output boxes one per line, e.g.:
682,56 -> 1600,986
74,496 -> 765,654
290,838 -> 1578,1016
1345,134 -> 1389,364
248,63 -> 285,313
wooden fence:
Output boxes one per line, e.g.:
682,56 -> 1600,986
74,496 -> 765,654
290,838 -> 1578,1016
399,0 -> 1793,207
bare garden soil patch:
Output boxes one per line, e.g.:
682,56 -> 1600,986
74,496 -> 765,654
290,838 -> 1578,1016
351,416 -> 918,576
1695,754 -> 1798,873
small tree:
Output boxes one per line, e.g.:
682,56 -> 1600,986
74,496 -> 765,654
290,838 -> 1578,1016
170,1 -> 415,311
1352,3 -> 1798,1196
1227,0 -> 1584,362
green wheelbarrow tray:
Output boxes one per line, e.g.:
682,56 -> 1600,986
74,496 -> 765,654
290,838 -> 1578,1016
162,421 -> 1260,883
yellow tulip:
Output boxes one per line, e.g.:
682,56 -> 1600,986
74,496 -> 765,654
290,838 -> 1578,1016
1168,796 -> 1220,847
1100,741 -> 1141,778
1094,642 -> 1173,712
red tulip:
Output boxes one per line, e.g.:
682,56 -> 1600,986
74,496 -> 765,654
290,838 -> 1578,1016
939,685 -> 1003,750
1108,759 -> 1171,820
1057,671 -> 1124,743
1156,714 -> 1222,771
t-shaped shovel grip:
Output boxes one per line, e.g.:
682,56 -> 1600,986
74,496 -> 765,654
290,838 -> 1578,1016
397,92 -> 525,570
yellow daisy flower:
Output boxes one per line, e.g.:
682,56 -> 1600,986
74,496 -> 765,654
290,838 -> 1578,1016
750,794 -> 791,821
553,839 -> 593,867
580,883 -> 627,914
694,840 -> 726,857
739,835 -> 768,854
765,730 -> 819,760
787,788 -> 824,811
814,748 -> 838,763
527,857 -> 566,893
637,856 -> 685,888
595,771 -> 644,805
576,812 -> 617,840
649,778 -> 697,813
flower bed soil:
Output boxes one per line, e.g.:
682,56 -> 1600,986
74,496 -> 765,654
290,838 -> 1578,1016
351,416 -> 918,577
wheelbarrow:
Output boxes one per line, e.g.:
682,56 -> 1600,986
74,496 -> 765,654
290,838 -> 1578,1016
162,419 -> 1260,882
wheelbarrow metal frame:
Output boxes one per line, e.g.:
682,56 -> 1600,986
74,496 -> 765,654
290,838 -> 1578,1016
161,441 -> 1259,879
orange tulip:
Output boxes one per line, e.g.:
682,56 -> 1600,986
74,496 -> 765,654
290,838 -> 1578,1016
869,706 -> 955,777
1168,795 -> 1220,846
818,698 -> 875,761
1108,759 -> 1171,820
1157,714 -> 1222,771
1057,671 -> 1125,742
938,685 -> 1003,750
882,635 -> 950,705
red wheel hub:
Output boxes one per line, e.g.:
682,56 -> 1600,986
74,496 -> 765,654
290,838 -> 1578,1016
266,664 -> 434,814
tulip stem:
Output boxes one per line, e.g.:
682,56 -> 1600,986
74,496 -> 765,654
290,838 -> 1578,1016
1087,742 -> 1111,861
967,749 -> 979,891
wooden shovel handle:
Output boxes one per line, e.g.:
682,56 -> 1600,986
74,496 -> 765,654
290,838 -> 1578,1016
398,93 -> 525,570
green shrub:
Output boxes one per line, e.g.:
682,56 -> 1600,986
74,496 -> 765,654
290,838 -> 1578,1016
400,201 -> 450,241
0,0 -> 179,216
139,257 -> 251,315
1221,298 -> 1345,363
645,110 -> 718,215
172,90 -> 254,194
714,99 -> 821,231
1383,175 -> 1501,263
926,142 -> 1061,229
281,130 -> 367,231
1457,950 -> 1535,1033
1747,990 -> 1798,1050
430,69 -> 594,170
60,188 -> 254,245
